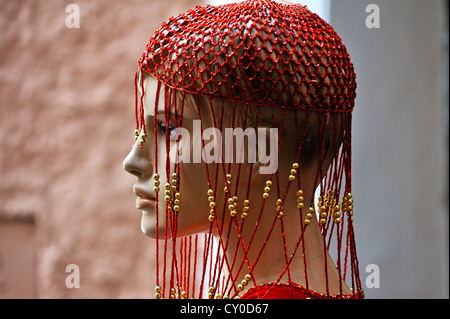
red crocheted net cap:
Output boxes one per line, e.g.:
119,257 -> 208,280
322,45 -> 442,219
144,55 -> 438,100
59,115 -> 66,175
139,0 -> 356,111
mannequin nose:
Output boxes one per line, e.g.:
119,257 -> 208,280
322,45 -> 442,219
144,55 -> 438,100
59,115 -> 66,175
123,142 -> 153,178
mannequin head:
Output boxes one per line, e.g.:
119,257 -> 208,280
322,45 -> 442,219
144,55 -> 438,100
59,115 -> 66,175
124,0 -> 361,299
123,72 -> 344,238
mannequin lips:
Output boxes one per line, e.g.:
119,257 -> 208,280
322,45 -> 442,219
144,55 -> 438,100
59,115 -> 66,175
134,186 -> 156,209
136,196 -> 155,209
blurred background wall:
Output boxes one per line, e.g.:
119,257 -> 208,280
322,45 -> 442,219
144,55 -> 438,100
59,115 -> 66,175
0,0 -> 200,298
330,0 -> 448,299
0,0 -> 448,299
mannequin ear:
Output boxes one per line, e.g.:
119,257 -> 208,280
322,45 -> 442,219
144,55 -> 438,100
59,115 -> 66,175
248,125 -> 279,178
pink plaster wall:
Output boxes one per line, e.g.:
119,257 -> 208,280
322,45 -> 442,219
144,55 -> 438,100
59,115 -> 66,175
0,0 -> 202,298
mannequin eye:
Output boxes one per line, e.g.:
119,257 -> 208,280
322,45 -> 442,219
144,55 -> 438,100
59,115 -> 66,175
156,119 -> 176,138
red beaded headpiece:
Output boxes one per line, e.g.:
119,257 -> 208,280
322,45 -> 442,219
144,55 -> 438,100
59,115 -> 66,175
133,0 -> 363,300
139,0 -> 356,112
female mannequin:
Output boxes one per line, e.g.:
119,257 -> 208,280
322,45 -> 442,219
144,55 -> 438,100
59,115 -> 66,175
124,0 -> 363,299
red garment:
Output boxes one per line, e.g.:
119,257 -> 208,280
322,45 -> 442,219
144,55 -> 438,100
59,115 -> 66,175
241,283 -> 364,299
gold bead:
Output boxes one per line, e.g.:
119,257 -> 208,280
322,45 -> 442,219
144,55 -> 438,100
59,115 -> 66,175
164,195 -> 171,202
264,186 -> 271,193
175,192 -> 181,199
215,295 -> 222,299
139,139 -> 146,146
153,186 -> 160,192
171,173 -> 177,179
297,196 -> 304,202
141,133 -> 147,140
297,202 -> 304,208
209,201 -> 216,208
228,204 -> 235,211
164,189 -> 171,196
155,292 -> 161,299
173,205 -> 180,212
347,205 -> 353,211
263,192 -> 270,199
171,179 -> 177,186
227,198 -> 234,205
276,198 -> 282,206
237,284 -> 244,291
209,287 -> 215,293
245,274 -> 252,281
208,292 -> 213,299
289,175 -> 295,181
207,189 -> 214,196
243,206 -> 249,212
320,212 -> 327,218
241,279 -> 248,286
278,212 -> 284,218
230,210 -> 237,217
224,186 -> 229,192
290,169 -> 297,175
164,183 -> 170,190
174,199 -> 180,205
209,196 -> 215,202
292,163 -> 299,169
155,286 -> 161,293
306,213 -> 313,219
232,196 -> 238,202
307,207 -> 314,213
153,173 -> 160,180
226,173 -> 232,180
134,135 -> 139,141
297,190 -> 303,196
304,219 -> 311,225
335,218 -> 341,224
208,215 -> 215,221
180,291 -> 187,299
348,198 -> 353,204
241,212 -> 248,219
134,129 -> 140,136
153,180 -> 160,186
266,180 -> 272,187
210,208 -> 215,214
334,212 -> 341,218
243,199 -> 250,206
320,218 -> 327,225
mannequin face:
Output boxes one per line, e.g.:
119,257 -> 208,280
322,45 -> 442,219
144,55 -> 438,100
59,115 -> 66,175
123,77 -> 214,238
